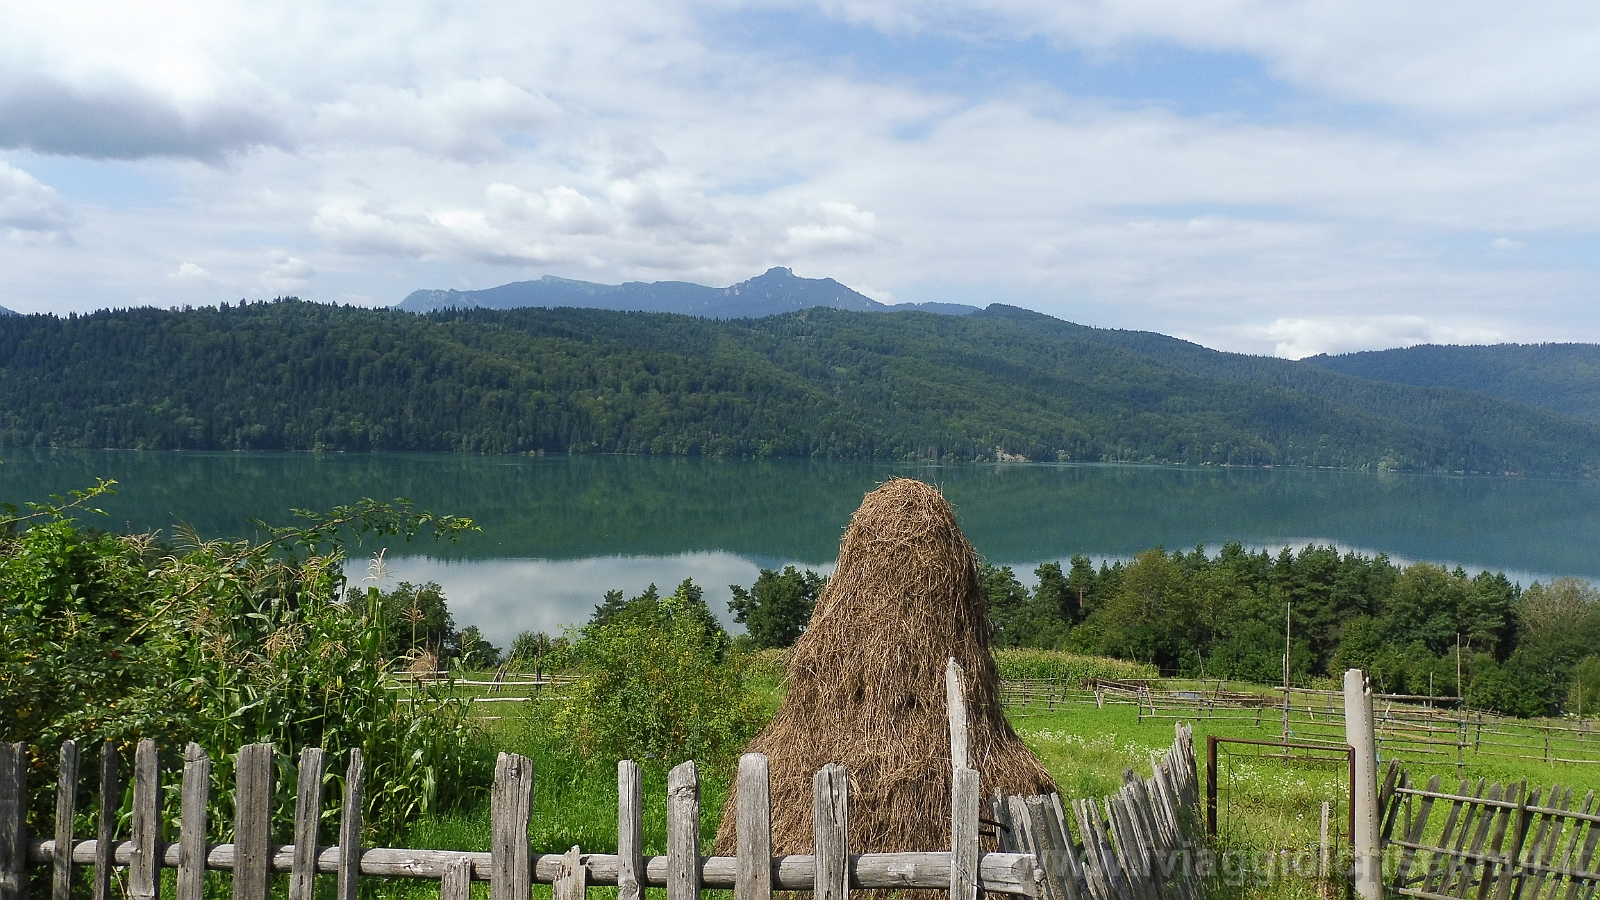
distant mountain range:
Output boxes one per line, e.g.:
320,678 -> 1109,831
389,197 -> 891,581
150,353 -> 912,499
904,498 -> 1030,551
395,267 -> 979,318
0,305 -> 15,316
1307,344 -> 1600,423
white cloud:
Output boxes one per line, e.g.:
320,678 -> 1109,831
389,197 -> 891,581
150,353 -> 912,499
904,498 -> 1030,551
1252,316 -> 1511,360
0,162 -> 71,234
258,250 -> 314,292
168,261 -> 224,284
0,0 -> 1598,350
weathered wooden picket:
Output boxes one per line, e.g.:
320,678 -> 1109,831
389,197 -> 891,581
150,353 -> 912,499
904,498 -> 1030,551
2,659 -> 1204,900
0,738 -> 1048,900
1381,767 -> 1600,900
988,726 -> 1201,900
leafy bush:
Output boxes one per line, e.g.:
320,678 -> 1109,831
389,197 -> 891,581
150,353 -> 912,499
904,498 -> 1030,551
555,580 -> 763,767
0,483 -> 490,843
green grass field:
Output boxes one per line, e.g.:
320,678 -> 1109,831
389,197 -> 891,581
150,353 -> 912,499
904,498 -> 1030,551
389,663 -> 1600,900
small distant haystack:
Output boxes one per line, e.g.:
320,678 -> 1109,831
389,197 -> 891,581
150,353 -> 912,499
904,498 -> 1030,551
714,477 -> 1055,861
408,650 -> 439,675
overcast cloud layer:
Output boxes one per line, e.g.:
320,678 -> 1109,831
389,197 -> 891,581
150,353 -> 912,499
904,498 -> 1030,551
2,0 -> 1597,356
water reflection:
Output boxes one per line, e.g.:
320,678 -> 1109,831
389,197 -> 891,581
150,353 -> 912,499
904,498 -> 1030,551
2,450 -> 1595,644
380,553 -> 834,646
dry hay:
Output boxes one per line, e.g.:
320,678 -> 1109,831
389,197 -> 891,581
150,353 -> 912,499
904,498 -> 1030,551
713,477 -> 1056,867
407,649 -> 439,674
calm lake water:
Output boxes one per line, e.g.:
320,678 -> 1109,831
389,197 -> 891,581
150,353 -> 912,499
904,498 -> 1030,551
4,449 -> 1597,646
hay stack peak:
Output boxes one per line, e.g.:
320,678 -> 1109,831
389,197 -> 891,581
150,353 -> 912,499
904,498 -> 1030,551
715,477 -> 1055,857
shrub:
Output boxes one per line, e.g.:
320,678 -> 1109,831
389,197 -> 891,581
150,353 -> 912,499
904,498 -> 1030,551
0,484 -> 489,844
555,580 -> 763,767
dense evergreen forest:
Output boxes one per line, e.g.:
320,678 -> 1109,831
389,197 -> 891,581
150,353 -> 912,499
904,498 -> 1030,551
3,299 -> 1599,474
981,546 -> 1600,719
1307,343 -> 1600,423
722,545 -> 1600,718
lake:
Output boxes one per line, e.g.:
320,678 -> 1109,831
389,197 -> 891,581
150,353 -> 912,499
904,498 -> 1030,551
4,449 -> 1597,647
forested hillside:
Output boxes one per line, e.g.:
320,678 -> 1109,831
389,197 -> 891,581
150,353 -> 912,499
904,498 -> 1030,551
1305,343 -> 1600,423
2,299 -> 1599,474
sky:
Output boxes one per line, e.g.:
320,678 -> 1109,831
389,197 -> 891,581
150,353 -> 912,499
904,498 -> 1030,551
2,1 -> 1598,357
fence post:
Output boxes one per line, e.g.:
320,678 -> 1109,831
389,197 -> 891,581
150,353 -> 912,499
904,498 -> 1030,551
290,748 -> 327,900
235,743 -> 275,900
951,769 -> 980,900
178,744 -> 210,900
814,765 -> 849,900
668,761 -> 701,900
948,658 -> 979,900
53,741 -> 79,900
0,743 -> 26,900
1204,736 -> 1218,839
735,754 -> 771,900
338,749 -> 364,900
491,753 -> 534,900
618,761 -> 644,900
129,739 -> 161,900
92,743 -> 119,900
947,659 -> 969,771
553,846 -> 586,900
1345,669 -> 1382,900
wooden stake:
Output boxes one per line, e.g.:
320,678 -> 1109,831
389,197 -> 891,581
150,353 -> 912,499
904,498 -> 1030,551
490,753 -> 534,900
735,754 -> 771,900
0,743 -> 25,900
92,743 -> 118,900
290,748 -> 327,900
234,744 -> 274,900
950,768 -> 979,900
618,761 -> 643,900
177,744 -> 210,900
338,749 -> 364,900
814,765 -> 849,900
53,740 -> 79,900
668,761 -> 701,900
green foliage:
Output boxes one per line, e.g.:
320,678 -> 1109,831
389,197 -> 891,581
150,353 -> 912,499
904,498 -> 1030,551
728,565 -> 825,649
507,630 -> 559,666
1039,542 -> 1600,718
4,300 -> 1599,473
380,580 -> 457,663
454,625 -> 502,669
983,563 -> 1072,649
0,487 -> 488,844
555,580 -> 761,767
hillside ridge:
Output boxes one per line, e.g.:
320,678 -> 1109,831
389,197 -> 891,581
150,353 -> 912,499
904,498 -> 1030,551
1305,343 -> 1600,423
1,300 -> 1596,475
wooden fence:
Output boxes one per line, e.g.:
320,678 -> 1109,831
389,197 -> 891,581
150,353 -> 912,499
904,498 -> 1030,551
0,739 -> 1046,900
1380,768 -> 1600,900
1126,684 -> 1600,767
0,730 -> 1203,900
987,725 -> 1201,900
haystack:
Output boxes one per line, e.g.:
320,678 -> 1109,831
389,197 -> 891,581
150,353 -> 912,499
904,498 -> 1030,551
714,477 -> 1056,861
